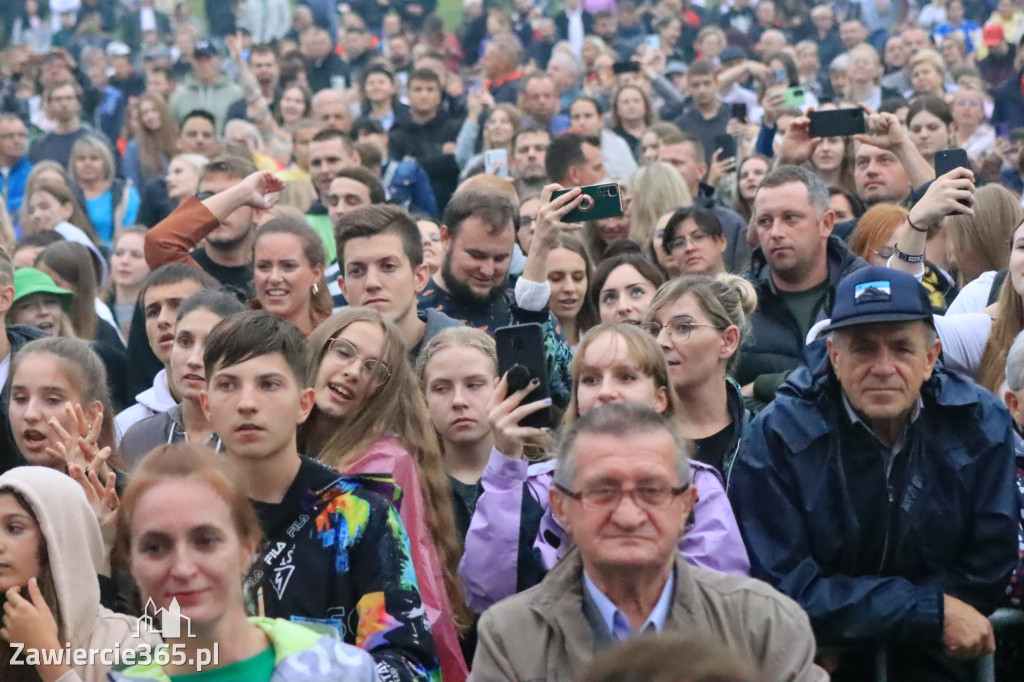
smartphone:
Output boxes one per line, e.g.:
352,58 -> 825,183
495,324 -> 551,429
934,148 -> 970,177
772,67 -> 788,84
484,149 -> 509,178
730,101 -> 748,123
780,86 -> 806,108
551,182 -> 623,223
645,35 -> 661,51
713,134 -> 737,162
808,108 -> 866,138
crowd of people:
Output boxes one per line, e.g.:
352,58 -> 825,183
2,0 -> 1024,680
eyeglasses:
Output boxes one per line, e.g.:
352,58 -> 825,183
554,481 -> 691,512
640,316 -> 724,341
194,190 -> 215,201
326,337 -> 391,386
874,245 -> 895,260
667,231 -> 708,251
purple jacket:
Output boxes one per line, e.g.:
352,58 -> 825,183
460,448 -> 751,614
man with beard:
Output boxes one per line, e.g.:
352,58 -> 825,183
417,186 -> 573,404
144,155 -> 274,300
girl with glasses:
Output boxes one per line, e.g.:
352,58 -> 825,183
302,307 -> 469,681
641,274 -> 757,476
460,322 -> 750,615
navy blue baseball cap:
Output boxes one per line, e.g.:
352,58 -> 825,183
823,266 -> 932,332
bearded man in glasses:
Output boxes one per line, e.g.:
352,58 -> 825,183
471,402 -> 827,682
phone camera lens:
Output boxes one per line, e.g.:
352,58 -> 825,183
605,185 -> 618,197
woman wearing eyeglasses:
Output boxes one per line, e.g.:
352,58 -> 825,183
301,307 -> 470,681
641,274 -> 757,478
656,206 -> 729,278
849,203 -> 956,313
460,322 -> 750,616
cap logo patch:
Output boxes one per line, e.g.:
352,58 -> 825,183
854,280 -> 891,304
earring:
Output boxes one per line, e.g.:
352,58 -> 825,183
312,282 -> 320,295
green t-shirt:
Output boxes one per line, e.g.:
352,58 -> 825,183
779,278 -> 831,339
169,646 -> 275,682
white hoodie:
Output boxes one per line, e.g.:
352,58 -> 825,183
115,369 -> 176,445
0,467 -> 159,682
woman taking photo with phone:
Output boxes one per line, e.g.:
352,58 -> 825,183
459,322 -> 750,614
302,308 -> 469,681
110,444 -> 378,681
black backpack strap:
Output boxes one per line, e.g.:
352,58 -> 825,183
988,270 -> 1008,307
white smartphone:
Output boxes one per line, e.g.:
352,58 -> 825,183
484,149 -> 509,178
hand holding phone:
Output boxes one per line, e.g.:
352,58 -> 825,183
934,149 -> 972,209
494,324 -> 553,433
550,183 -> 623,223
484,149 -> 509,178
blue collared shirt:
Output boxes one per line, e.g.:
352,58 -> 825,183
583,569 -> 674,641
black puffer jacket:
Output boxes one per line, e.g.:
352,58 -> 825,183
735,235 -> 866,388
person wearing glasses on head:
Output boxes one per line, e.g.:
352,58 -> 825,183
301,307 -> 470,681
470,402 -> 826,682
460,323 -> 751,620
641,274 -> 758,478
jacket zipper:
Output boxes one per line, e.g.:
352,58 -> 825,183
877,453 -> 896,574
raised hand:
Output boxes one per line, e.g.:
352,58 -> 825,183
774,113 -> 819,166
1,579 -> 63,661
69,460 -> 119,549
487,374 -> 551,459
45,402 -> 110,478
854,106 -> 909,152
907,166 -> 976,228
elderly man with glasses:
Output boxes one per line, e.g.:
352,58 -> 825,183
471,402 -> 827,681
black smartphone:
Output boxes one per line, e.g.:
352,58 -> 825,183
713,134 -> 737,162
495,324 -> 551,428
808,108 -> 867,138
934,148 -> 970,177
551,182 -> 623,223
730,101 -> 748,123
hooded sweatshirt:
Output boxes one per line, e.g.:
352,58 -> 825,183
0,467 -> 159,682
115,369 -> 175,445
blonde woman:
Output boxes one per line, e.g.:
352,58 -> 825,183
69,135 -> 140,246
627,161 -> 692,249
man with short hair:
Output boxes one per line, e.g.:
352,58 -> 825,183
305,128 -> 361,265
545,132 -> 606,187
519,74 -> 571,134
731,266 -> 1018,680
326,166 -> 385,221
145,160 -> 274,299
546,52 -> 583,113
168,41 -> 244,131
177,109 -> 217,154
0,115 -> 31,216
672,61 -> 729,165
114,264 -> 217,442
512,126 -> 551,194
200,310 -> 440,679
481,32 -> 524,104
657,133 -> 749,273
29,81 -> 96,166
302,25 -> 348,92
737,165 -> 866,403
389,68 -> 462,212
311,89 -> 353,134
226,44 -> 282,122
0,246 -> 44,470
840,18 -> 869,49
336,204 -> 462,356
473,402 -> 826,681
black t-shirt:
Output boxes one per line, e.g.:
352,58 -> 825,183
694,419 -> 736,474
448,476 -> 482,543
192,248 -> 253,302
674,104 -> 731,164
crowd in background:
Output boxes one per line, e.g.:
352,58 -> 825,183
2,0 -> 1024,679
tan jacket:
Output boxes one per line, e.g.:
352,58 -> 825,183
471,549 -> 829,682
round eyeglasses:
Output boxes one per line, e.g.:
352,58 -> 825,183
327,337 -> 391,386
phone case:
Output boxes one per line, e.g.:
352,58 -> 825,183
808,108 -> 866,138
495,324 -> 551,429
551,183 -> 623,223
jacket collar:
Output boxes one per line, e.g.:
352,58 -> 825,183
749,234 -> 864,293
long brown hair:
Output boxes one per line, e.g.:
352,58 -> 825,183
303,308 -> 470,629
979,222 -> 1024,391
29,179 -> 99,245
7,338 -> 119,466
35,241 -> 101,340
249,216 -> 332,326
136,94 -> 179,178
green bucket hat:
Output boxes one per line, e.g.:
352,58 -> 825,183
13,267 -> 74,312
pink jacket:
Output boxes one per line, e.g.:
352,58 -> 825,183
344,435 -> 469,681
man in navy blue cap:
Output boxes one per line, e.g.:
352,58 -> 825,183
729,265 -> 1019,682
